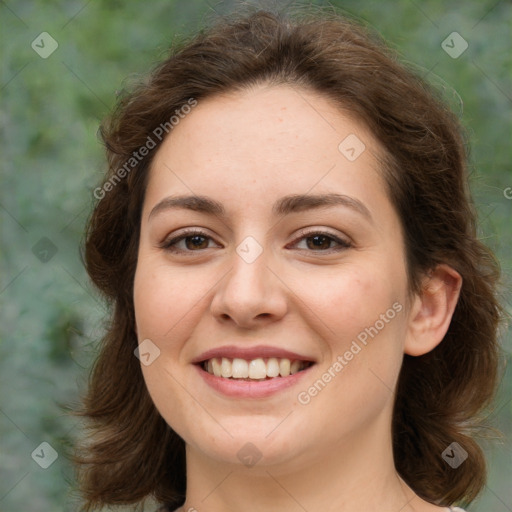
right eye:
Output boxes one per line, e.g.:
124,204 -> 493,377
160,229 -> 221,254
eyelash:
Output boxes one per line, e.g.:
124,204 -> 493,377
159,228 -> 352,255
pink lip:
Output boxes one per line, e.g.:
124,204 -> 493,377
194,363 -> 314,399
191,345 -> 315,364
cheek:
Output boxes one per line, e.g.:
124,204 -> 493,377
292,264 -> 408,418
291,263 -> 408,409
133,258 -> 203,342
133,260 -> 203,436
292,264 -> 405,348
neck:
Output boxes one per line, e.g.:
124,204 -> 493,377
178,413 -> 425,512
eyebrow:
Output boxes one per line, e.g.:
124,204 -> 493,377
148,193 -> 373,223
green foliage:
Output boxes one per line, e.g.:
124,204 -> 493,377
1,0 -> 510,510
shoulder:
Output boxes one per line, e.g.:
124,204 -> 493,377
449,508 -> 467,512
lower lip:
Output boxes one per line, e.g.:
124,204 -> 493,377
195,364 -> 314,399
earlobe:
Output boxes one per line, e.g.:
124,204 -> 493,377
404,264 -> 463,356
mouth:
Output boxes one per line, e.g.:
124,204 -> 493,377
193,345 -> 316,398
199,357 -> 314,381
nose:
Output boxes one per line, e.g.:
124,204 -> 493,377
210,244 -> 288,329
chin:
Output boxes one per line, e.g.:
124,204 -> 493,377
179,413 -> 315,469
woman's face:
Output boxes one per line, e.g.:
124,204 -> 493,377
133,84 -> 413,470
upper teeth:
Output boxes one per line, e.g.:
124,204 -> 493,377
204,357 -> 308,379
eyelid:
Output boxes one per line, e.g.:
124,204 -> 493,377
159,227 -> 352,254
288,227 -> 352,251
159,228 -> 221,252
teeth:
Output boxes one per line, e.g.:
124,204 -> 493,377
221,357 -> 232,378
203,357 -> 310,379
249,358 -> 266,379
279,358 -> 291,377
212,358 -> 222,377
232,358 -> 249,378
267,357 -> 280,377
290,360 -> 302,375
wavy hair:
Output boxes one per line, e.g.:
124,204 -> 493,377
75,5 -> 503,511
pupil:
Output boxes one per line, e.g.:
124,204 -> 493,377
308,235 -> 329,250
187,236 -> 207,249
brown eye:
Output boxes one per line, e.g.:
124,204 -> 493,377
160,229 -> 219,254
183,235 -> 209,250
306,234 -> 333,250
291,230 -> 352,252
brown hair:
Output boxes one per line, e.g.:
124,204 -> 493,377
76,5 -> 503,511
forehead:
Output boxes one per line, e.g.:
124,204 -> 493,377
144,84 -> 390,220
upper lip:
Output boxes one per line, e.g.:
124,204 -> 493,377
192,345 -> 316,364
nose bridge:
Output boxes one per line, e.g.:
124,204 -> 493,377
210,235 -> 287,326
232,240 -> 269,295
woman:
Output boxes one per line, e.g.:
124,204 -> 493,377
76,6 -> 502,512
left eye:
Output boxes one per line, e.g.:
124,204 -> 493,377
290,231 -> 351,252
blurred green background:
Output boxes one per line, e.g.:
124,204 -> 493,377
1,0 -> 510,510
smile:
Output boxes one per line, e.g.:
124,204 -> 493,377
202,357 -> 313,380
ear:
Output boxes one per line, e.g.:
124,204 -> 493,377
405,264 -> 462,356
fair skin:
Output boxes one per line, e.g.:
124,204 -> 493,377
133,84 -> 462,512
